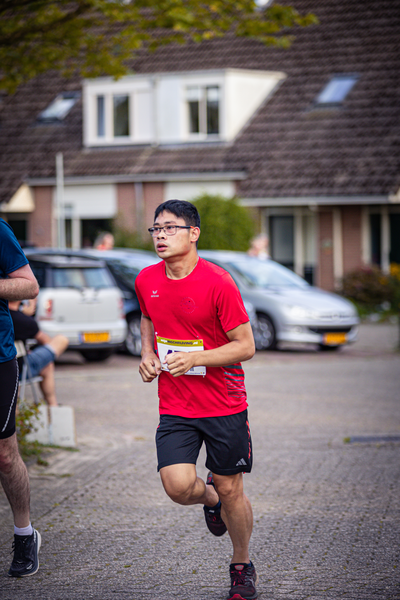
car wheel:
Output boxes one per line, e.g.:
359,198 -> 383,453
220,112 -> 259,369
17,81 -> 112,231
80,349 -> 114,362
125,313 -> 142,356
253,313 -> 277,350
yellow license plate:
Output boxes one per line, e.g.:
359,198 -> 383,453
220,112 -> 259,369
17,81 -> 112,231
82,332 -> 110,343
323,332 -> 347,345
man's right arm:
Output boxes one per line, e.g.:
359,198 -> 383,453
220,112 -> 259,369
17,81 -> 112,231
138,315 -> 161,383
0,264 -> 39,301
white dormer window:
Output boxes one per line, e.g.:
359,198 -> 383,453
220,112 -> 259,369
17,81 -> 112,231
83,69 -> 285,147
187,86 -> 220,137
83,79 -> 153,146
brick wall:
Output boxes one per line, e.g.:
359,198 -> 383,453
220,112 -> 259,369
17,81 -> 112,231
30,186 -> 53,247
144,182 -> 164,227
116,182 -> 164,236
318,210 -> 334,290
116,183 -> 136,231
342,205 -> 362,274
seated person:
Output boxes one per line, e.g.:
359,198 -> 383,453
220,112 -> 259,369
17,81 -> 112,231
8,299 -> 69,407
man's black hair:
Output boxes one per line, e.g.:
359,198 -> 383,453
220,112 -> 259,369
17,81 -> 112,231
154,199 -> 201,229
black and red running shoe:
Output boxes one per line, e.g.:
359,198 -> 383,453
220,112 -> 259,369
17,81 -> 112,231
228,561 -> 258,600
203,471 -> 227,537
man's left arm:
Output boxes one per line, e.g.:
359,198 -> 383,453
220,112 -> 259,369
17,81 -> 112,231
0,264 -> 39,301
165,321 -> 255,378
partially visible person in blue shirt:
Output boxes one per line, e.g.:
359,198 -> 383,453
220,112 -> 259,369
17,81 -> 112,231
0,218 -> 42,578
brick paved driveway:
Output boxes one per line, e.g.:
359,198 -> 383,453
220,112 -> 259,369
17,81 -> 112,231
1,324 -> 399,599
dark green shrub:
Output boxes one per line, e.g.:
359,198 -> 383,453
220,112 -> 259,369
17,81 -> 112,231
193,194 -> 255,251
341,264 -> 400,313
16,401 -> 47,463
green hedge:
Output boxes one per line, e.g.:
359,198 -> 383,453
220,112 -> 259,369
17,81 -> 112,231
341,264 -> 400,314
193,194 -> 255,251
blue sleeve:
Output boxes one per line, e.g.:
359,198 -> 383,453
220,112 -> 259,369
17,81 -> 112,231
0,219 -> 28,277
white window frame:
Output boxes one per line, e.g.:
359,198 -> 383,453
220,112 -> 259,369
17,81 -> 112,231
186,84 -> 221,140
181,73 -> 224,142
83,78 -> 153,146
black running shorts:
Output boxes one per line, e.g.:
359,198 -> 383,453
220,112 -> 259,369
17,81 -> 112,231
0,358 -> 19,439
156,409 -> 253,476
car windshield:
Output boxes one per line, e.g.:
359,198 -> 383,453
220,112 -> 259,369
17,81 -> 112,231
227,258 -> 309,289
107,260 -> 141,289
53,267 -> 113,289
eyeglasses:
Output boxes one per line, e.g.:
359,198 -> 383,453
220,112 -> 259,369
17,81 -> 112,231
148,225 -> 194,237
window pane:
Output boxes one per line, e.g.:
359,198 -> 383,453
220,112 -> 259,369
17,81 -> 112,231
83,268 -> 113,289
317,76 -> 357,104
39,94 -> 78,121
97,95 -> 105,137
370,214 -> 381,265
390,214 -> 400,264
113,95 -> 130,137
189,101 -> 200,133
186,86 -> 201,101
53,268 -> 85,289
206,86 -> 219,134
270,216 -> 294,269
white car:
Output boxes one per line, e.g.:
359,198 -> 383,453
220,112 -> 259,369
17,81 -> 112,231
25,252 -> 127,361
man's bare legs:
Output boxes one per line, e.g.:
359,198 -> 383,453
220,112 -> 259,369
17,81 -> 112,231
39,362 -> 57,406
160,465 -> 252,563
214,472 -> 253,564
38,335 -> 69,407
0,433 -> 30,527
160,464 -> 219,507
48,335 -> 69,358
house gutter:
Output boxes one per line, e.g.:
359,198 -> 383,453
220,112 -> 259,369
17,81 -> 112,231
240,195 -> 396,207
26,171 -> 246,187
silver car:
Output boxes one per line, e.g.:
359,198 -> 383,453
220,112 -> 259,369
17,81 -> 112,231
198,251 -> 359,351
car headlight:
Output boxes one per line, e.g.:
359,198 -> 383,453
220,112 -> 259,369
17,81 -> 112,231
281,305 -> 317,320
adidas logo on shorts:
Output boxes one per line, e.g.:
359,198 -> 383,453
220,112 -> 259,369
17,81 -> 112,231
236,458 -> 247,467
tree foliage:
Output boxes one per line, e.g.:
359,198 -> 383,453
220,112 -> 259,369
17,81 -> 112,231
193,193 -> 255,251
0,0 -> 317,93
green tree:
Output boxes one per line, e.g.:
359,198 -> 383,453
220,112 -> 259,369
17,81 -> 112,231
0,0 -> 317,93
193,193 -> 255,251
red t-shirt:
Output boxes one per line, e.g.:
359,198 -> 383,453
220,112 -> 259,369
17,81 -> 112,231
135,258 -> 250,418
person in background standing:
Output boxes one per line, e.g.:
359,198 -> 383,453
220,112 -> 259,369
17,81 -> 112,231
93,232 -> 114,251
247,234 -> 269,260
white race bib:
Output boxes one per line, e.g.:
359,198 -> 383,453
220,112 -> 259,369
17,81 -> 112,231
156,335 -> 206,376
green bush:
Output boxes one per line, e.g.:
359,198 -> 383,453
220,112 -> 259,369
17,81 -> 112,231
16,401 -> 48,464
341,264 -> 400,313
193,194 -> 255,251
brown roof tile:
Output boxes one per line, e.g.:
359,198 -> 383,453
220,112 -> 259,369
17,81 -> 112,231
1,0 -> 400,204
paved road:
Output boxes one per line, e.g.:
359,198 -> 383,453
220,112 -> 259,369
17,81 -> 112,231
1,324 -> 399,599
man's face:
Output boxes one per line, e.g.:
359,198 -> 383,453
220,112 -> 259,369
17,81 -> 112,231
151,211 -> 199,259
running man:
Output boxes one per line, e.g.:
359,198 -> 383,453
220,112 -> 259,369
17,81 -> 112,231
0,218 -> 41,577
135,200 -> 258,600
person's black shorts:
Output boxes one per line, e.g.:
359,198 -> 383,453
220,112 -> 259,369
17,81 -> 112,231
156,409 -> 253,476
0,358 -> 19,440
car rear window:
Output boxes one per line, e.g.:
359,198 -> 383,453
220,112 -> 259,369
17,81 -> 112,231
52,267 -> 114,289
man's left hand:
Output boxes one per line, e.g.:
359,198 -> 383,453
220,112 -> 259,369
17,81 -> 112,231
164,351 -> 196,377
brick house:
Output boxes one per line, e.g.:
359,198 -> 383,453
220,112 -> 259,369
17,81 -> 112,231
1,0 -> 399,290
